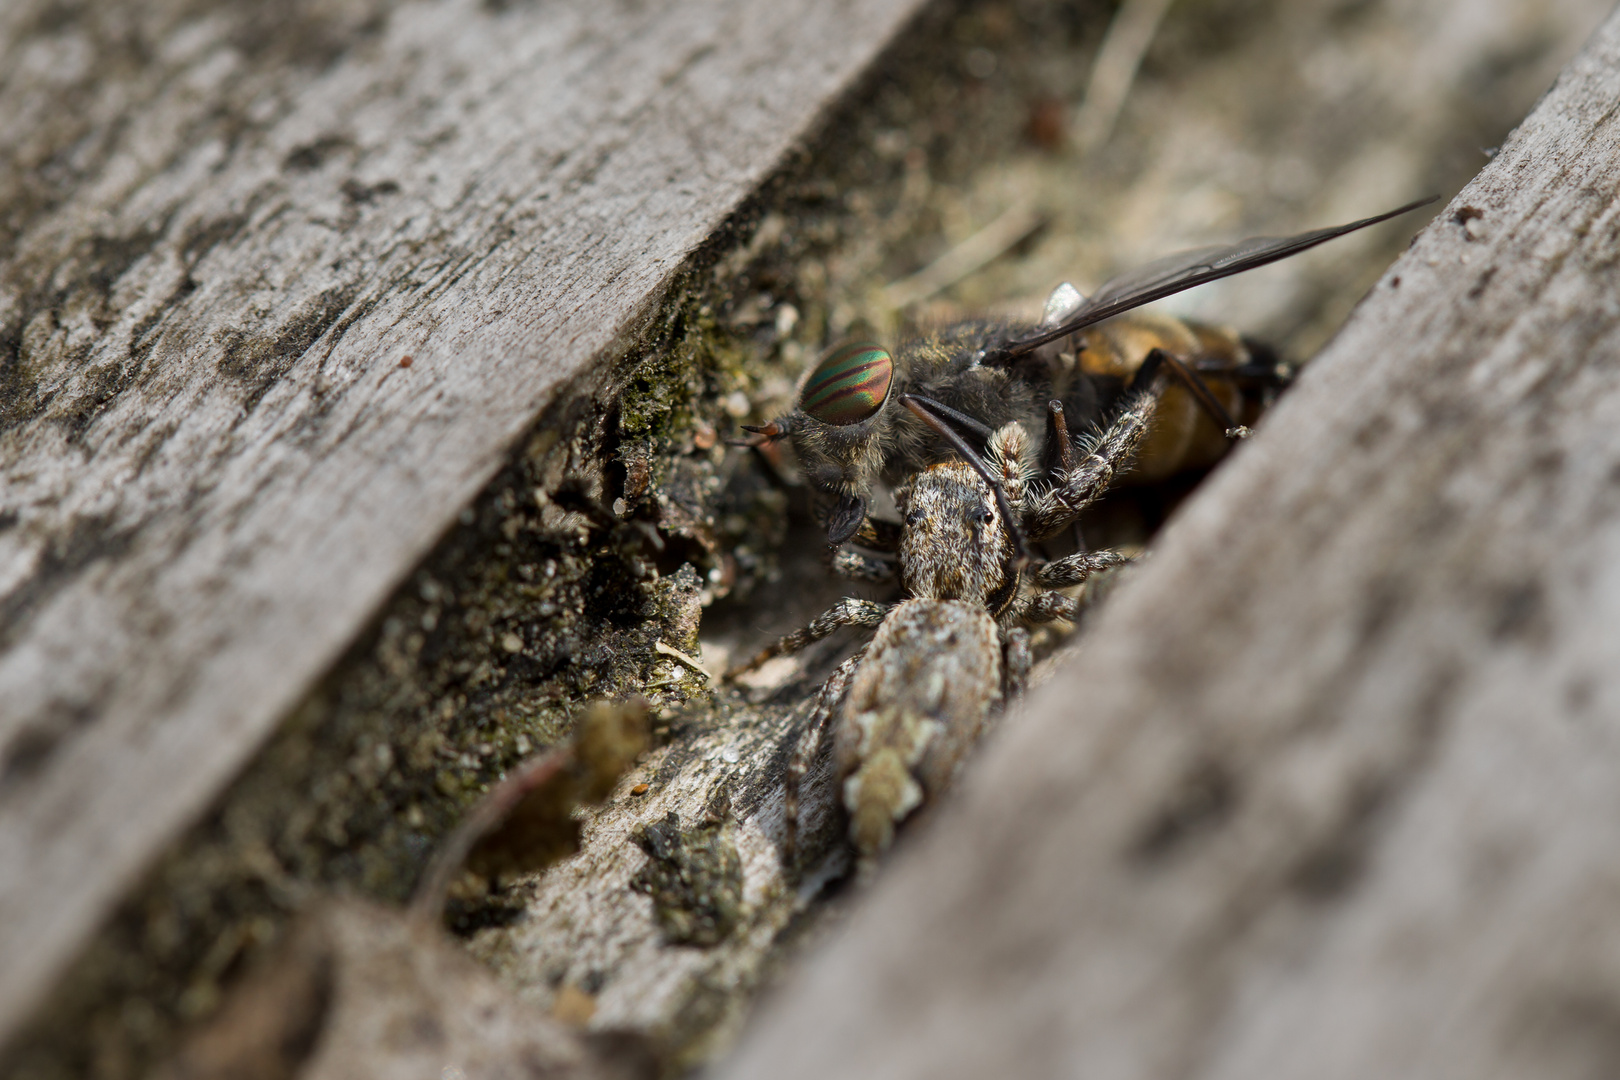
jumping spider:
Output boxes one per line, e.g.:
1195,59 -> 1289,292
730,387 -> 1154,866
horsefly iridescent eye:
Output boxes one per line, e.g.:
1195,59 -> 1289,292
799,342 -> 894,426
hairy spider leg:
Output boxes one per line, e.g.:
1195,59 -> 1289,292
1034,549 -> 1132,587
1002,627 -> 1031,699
1021,591 -> 1083,623
830,547 -> 899,583
1008,549 -> 1131,626
1025,386 -> 1160,541
727,598 -> 891,677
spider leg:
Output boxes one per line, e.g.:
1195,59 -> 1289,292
1002,627 -> 1031,699
830,547 -> 899,584
1035,549 -> 1131,588
726,598 -> 891,677
1025,388 -> 1159,541
1020,590 -> 1084,624
782,650 -> 864,868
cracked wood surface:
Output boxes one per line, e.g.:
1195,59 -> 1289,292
0,0 -> 929,1048
718,7 -> 1620,1079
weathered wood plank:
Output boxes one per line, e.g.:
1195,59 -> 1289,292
717,6 -> 1620,1079
0,0 -> 930,1047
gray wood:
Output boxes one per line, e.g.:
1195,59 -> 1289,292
717,7 -> 1620,1079
156,899 -> 642,1080
0,0 -> 928,1048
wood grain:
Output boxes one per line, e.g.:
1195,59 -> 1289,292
717,7 -> 1620,1079
0,0 -> 927,1047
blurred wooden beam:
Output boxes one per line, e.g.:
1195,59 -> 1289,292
718,7 -> 1620,1078
0,0 -> 928,1049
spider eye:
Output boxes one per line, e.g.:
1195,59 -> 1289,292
905,509 -> 925,527
972,507 -> 995,525
800,342 -> 893,426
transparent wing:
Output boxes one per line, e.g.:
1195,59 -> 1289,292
994,195 -> 1438,361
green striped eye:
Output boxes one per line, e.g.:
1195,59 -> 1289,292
800,342 -> 893,426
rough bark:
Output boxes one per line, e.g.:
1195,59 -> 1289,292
0,0 -> 928,1049
2,0 -> 1613,1076
718,7 -> 1620,1079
